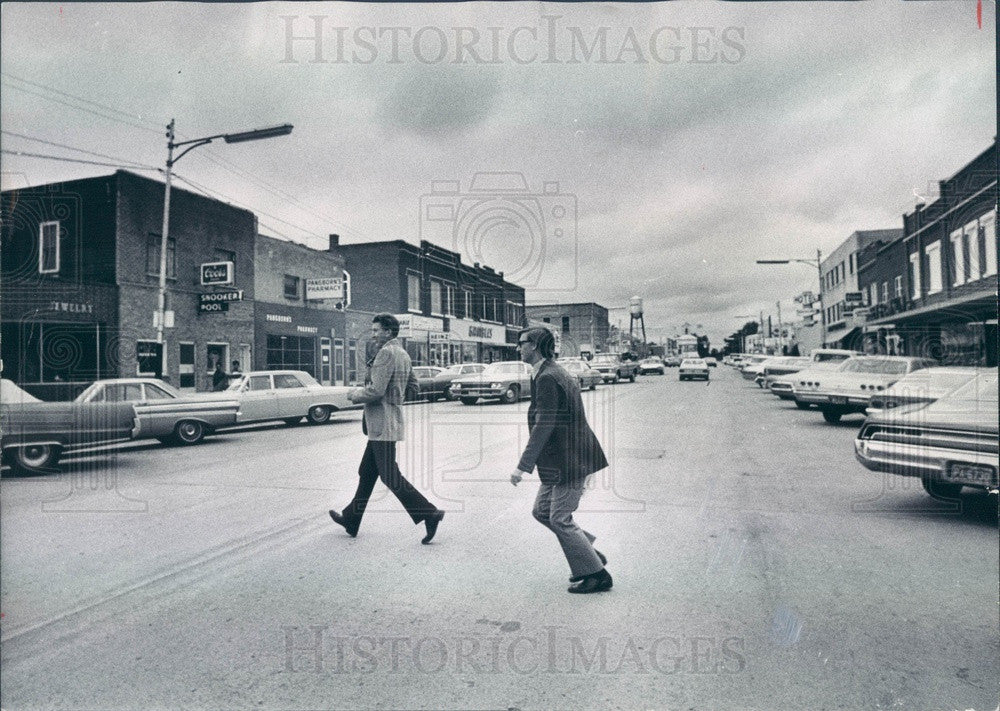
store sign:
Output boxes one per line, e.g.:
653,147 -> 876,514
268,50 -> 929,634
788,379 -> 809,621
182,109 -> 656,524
394,313 -> 444,338
49,301 -> 94,314
297,326 -> 318,334
429,332 -> 450,343
199,291 -> 243,303
266,314 -> 292,323
199,301 -> 229,313
844,292 -> 864,304
305,277 -> 343,300
200,261 -> 234,286
449,318 -> 507,345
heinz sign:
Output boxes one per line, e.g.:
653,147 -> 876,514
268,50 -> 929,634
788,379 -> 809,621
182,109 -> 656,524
200,261 -> 234,286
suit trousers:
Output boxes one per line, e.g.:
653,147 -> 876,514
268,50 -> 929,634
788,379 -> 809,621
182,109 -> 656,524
532,479 -> 604,579
343,440 -> 435,528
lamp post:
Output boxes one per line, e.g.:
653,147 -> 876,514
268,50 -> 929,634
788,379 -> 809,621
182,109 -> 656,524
155,120 -> 293,369
755,249 -> 824,347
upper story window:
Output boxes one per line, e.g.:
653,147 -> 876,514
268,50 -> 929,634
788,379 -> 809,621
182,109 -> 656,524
284,274 -> 300,299
849,253 -> 855,274
881,281 -> 889,303
908,251 -> 921,299
894,276 -> 903,298
461,288 -> 473,319
444,284 -> 455,316
950,228 -> 965,286
869,282 -> 878,306
925,241 -> 942,295
963,219 -> 980,281
407,272 -> 421,312
146,233 -> 176,279
981,212 -> 997,277
38,221 -> 60,274
429,280 -> 443,315
562,316 -> 571,333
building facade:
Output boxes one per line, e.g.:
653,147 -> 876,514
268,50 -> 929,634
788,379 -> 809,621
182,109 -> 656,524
2,171 -> 258,395
524,302 -> 610,358
335,237 -> 527,366
862,141 -> 997,366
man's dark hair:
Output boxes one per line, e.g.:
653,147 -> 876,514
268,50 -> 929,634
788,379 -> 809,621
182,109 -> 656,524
372,313 -> 400,337
519,327 -> 556,359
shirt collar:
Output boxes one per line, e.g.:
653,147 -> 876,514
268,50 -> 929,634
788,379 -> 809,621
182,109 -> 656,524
530,358 -> 546,378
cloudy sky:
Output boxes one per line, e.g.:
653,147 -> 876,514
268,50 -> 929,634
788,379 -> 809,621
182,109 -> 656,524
1,1 -> 994,346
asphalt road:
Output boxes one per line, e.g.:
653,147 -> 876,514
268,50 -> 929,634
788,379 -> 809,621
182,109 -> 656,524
2,366 -> 997,710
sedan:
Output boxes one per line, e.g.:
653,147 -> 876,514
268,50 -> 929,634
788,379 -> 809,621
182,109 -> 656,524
679,358 -> 710,381
431,363 -> 487,400
558,359 -> 602,390
638,357 -> 665,375
76,378 -> 240,445
222,370 -> 361,425
450,361 -> 533,404
408,366 -> 446,402
1,379 -> 139,473
855,371 -> 998,499
664,356 -> 683,367
865,366 -> 981,416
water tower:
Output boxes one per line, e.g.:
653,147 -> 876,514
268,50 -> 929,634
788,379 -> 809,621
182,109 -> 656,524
629,296 -> 647,354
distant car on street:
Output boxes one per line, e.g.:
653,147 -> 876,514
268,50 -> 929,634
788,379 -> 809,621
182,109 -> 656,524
865,366 -> 981,416
638,357 -> 665,375
855,370 -> 998,499
1,379 -> 139,473
450,361 -> 533,404
664,355 -> 683,367
431,363 -> 487,400
76,378 -> 240,445
407,366 -> 446,402
558,359 -> 602,390
222,370 -> 361,425
679,358 -> 710,381
590,353 -> 639,383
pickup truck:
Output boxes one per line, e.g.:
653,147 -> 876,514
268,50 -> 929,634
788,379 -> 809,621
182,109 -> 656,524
589,353 -> 640,383
1,379 -> 139,473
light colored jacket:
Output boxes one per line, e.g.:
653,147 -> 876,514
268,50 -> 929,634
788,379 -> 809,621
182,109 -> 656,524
352,338 -> 416,442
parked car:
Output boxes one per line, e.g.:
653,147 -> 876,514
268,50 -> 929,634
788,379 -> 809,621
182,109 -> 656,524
780,360 -> 853,408
558,359 -> 602,390
762,356 -> 814,396
855,370 -> 998,499
76,378 -> 240,445
706,358 -> 718,367
431,363 -> 487,400
865,367 -> 982,416
793,356 -> 936,423
222,370 -> 361,425
638,357 -> 665,375
739,354 -> 771,380
664,355 -> 683,367
590,353 -> 640,383
407,366 -> 446,402
450,361 -> 533,404
1,379 -> 139,473
679,358 -> 710,381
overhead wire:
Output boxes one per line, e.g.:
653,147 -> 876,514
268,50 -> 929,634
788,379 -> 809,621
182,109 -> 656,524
1,129 -> 159,170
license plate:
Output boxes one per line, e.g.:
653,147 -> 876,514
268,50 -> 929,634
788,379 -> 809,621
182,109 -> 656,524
830,396 -> 848,405
945,462 -> 998,486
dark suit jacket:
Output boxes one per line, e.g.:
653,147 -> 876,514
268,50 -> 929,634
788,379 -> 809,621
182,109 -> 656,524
517,359 -> 608,485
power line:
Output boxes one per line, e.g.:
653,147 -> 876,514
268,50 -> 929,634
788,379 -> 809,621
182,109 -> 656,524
1,130 -> 157,170
1,81 -> 162,135
0,149 -> 158,171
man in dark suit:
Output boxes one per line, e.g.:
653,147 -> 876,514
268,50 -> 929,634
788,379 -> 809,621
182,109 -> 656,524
510,327 -> 612,593
329,314 -> 445,544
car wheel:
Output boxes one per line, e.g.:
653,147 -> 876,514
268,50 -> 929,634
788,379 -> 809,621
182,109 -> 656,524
307,405 -> 331,425
628,373 -> 636,383
795,401 -> 810,410
12,444 -> 62,473
501,385 -> 519,404
284,417 -> 303,425
173,420 -> 205,445
460,397 -> 478,406
444,390 -> 456,401
821,407 -> 843,424
921,477 -> 963,501
612,374 -> 620,384
590,382 -> 597,391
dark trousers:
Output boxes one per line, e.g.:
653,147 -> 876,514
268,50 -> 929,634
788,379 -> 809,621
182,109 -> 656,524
342,440 -> 435,528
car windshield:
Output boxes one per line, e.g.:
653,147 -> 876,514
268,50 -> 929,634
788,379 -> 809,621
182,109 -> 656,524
841,358 -> 910,375
444,365 -> 464,374
483,362 -> 523,375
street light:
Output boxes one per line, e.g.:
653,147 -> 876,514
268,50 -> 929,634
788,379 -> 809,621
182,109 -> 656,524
755,249 -> 825,347
155,120 -> 293,367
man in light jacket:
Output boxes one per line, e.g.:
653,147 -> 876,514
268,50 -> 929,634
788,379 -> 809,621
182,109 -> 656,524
510,327 -> 613,593
329,313 -> 445,544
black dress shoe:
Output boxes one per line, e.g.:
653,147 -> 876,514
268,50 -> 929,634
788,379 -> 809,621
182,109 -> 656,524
567,569 -> 613,594
328,510 -> 358,537
570,550 -> 608,582
421,510 -> 444,544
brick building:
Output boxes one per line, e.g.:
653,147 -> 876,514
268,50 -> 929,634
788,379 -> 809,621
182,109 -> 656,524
334,237 -> 526,366
524,302 -> 609,358
2,171 -> 257,395
254,234 -> 349,385
862,140 -> 997,365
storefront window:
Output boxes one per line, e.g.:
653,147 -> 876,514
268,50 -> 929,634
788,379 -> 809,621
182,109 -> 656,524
265,334 -> 315,377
